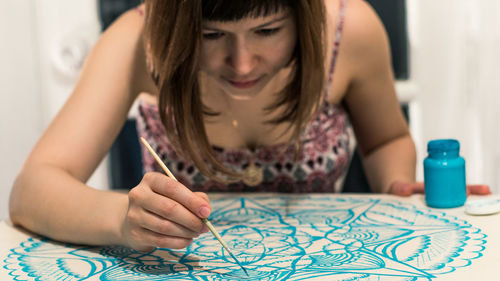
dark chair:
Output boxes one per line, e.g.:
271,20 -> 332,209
108,119 -> 143,189
101,0 -> 410,191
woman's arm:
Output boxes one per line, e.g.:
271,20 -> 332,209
338,0 -> 491,196
340,0 -> 416,193
9,8 -> 211,249
9,9 -> 145,244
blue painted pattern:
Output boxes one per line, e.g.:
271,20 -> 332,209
3,196 -> 486,280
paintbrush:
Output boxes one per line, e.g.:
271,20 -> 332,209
139,137 -> 249,277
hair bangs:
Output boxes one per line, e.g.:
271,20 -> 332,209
202,0 -> 290,21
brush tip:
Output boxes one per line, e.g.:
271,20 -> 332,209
242,266 -> 250,277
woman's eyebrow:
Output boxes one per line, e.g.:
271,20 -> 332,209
202,14 -> 289,31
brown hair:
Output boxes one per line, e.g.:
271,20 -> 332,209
143,0 -> 326,181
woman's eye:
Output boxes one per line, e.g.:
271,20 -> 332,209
256,28 -> 281,36
203,32 -> 224,40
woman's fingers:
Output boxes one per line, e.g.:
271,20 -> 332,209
388,181 -> 424,196
388,182 -> 411,196
137,173 -> 210,232
389,181 -> 492,197
135,227 -> 194,250
145,173 -> 211,218
412,182 -> 425,194
140,188 -> 205,233
467,184 -> 491,195
194,192 -> 210,204
123,173 -> 213,251
135,209 -> 202,239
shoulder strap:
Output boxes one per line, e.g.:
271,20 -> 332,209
134,6 -> 145,16
325,0 -> 347,94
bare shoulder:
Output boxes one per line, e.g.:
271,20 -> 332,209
93,5 -> 145,62
94,7 -> 144,50
340,0 -> 391,72
83,4 -> 154,97
322,0 -> 390,103
101,5 -> 145,39
335,1 -> 406,155
324,0 -> 382,32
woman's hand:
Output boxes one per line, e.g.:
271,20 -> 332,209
388,181 -> 492,197
119,172 -> 210,252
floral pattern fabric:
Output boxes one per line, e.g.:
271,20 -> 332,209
135,0 -> 351,193
137,100 -> 353,193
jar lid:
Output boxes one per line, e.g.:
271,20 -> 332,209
427,139 -> 460,153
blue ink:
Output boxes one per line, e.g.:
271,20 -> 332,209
3,196 -> 487,280
424,139 -> 467,208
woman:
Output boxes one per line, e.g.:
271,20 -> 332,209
8,0 -> 488,252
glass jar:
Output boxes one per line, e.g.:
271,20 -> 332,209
423,139 -> 466,208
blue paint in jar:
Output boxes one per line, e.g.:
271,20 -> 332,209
424,139 -> 466,208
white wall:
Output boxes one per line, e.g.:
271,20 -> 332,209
408,0 -> 500,193
33,1 -> 109,190
0,0 -> 104,220
0,1 -> 42,220
33,1 -> 100,124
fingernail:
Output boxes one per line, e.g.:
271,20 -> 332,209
199,206 -> 211,218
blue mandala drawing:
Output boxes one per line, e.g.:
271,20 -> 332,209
3,196 -> 486,280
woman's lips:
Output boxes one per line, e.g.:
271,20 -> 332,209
227,77 -> 261,89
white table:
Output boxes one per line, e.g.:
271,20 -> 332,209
1,193 -> 499,280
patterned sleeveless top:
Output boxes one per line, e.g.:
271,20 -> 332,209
136,0 -> 352,193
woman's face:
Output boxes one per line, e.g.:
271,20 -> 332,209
200,9 -> 297,100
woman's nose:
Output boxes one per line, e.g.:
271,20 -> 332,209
225,39 -> 256,75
